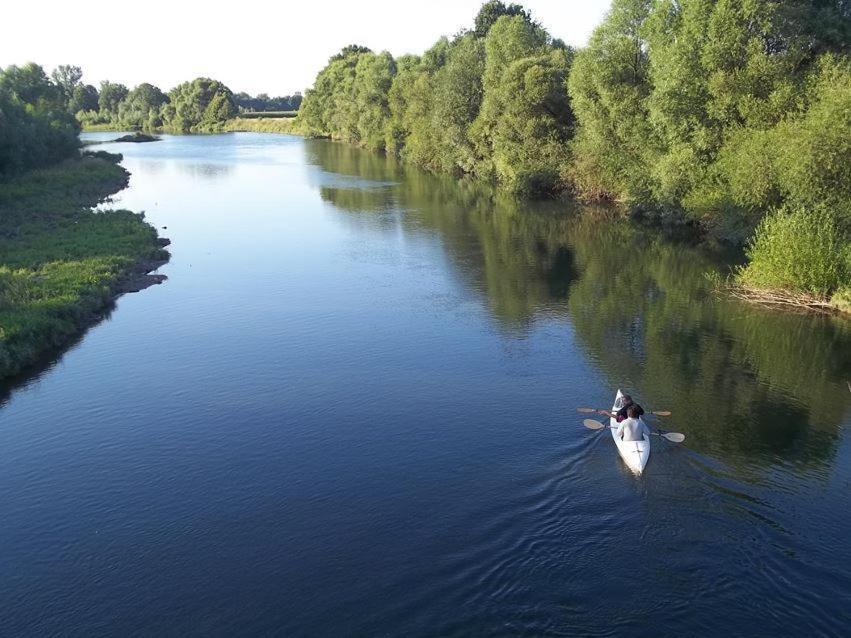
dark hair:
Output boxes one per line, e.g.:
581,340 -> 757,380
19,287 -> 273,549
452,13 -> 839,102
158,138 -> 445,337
623,394 -> 633,405
626,405 -> 639,418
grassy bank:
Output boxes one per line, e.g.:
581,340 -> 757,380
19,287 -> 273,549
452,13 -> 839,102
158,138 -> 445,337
82,118 -> 302,135
224,117 -> 302,134
0,154 -> 169,380
237,111 -> 298,119
80,122 -> 128,132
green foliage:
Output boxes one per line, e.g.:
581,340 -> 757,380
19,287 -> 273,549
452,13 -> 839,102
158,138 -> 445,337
161,77 -> 237,133
569,0 -> 850,220
50,65 -> 83,107
0,156 -> 165,379
233,92 -> 302,113
736,204 -> 850,297
469,15 -> 571,192
489,49 -> 573,195
0,63 -> 80,175
298,4 -> 573,196
354,52 -> 396,150
473,0 -> 532,37
98,80 -> 129,115
118,83 -> 167,129
225,116 -> 299,134
71,83 -> 99,113
567,0 -> 656,202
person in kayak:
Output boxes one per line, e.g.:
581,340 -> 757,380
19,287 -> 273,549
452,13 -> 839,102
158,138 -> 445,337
597,394 -> 645,422
616,405 -> 650,442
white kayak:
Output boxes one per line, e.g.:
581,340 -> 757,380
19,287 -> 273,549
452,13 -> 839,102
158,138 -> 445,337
610,389 -> 650,474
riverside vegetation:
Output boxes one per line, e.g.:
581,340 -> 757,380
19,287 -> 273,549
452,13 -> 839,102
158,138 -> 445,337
3,0 -> 849,321
294,1 -> 851,312
0,64 -> 167,380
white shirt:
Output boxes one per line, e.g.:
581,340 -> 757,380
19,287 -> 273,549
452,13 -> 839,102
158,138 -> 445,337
617,417 -> 647,442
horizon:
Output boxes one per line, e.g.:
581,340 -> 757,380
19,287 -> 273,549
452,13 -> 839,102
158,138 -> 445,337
1,0 -> 610,96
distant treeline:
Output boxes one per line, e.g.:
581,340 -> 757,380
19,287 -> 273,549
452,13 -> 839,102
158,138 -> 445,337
234,92 -> 302,113
0,61 -> 303,173
298,0 -> 850,305
77,76 -> 239,133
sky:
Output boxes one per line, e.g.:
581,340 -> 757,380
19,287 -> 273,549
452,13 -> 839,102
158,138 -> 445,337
1,0 -> 611,96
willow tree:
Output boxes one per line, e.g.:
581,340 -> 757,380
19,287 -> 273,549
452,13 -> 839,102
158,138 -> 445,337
567,0 -> 654,203
469,14 -> 573,194
353,52 -> 396,151
488,47 -> 573,195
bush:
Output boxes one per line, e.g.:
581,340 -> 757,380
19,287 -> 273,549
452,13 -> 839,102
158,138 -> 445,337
736,204 -> 850,298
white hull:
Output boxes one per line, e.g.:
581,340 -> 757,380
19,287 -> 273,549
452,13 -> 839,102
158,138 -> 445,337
610,389 -> 650,474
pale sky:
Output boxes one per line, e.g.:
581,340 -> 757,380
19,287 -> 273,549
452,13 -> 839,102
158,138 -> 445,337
2,0 -> 611,96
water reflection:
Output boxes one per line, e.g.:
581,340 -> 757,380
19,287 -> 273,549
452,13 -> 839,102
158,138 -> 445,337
175,161 -> 234,179
305,138 -> 851,471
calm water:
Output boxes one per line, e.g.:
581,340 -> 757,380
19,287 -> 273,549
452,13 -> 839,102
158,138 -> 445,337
2,133 -> 850,636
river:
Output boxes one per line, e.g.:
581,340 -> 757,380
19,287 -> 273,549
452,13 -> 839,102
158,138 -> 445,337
1,132 -> 850,636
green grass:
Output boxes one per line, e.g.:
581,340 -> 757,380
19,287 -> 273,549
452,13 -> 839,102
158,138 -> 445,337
0,156 -> 167,379
80,122 -> 127,132
224,117 -> 302,134
238,111 -> 298,119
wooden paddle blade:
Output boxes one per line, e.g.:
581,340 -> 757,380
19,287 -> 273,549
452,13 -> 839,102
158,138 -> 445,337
651,410 -> 671,416
662,432 -> 685,442
583,419 -> 606,430
577,407 -> 597,413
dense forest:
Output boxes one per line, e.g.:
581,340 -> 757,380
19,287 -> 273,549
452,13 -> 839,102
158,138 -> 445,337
297,0 -> 851,308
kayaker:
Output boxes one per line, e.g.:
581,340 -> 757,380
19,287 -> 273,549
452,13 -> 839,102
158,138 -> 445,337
597,394 -> 645,422
616,405 -> 649,442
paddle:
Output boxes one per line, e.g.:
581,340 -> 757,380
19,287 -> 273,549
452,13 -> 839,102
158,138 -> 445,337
582,418 -> 685,443
577,407 -> 671,417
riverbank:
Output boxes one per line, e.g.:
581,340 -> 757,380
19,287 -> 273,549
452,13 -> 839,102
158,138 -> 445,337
82,117 -> 303,136
225,117 -> 301,134
0,153 -> 169,380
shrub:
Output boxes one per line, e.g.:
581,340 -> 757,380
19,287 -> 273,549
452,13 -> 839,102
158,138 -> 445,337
736,204 -> 850,298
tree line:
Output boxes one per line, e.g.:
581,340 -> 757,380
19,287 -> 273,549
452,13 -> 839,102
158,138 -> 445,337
76,74 -> 238,133
234,92 -> 302,113
0,62 -> 306,175
297,0 -> 850,304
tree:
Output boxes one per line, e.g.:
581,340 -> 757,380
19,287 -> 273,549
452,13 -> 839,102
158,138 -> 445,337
161,78 -> 236,132
470,14 -> 549,179
488,48 -> 573,195
50,64 -> 83,105
567,0 -> 655,202
431,34 -> 486,174
353,51 -> 396,151
299,45 -> 373,140
0,63 -> 79,174
0,63 -> 65,107
118,83 -> 167,128
473,1 -> 532,37
98,81 -> 129,115
71,84 -> 99,113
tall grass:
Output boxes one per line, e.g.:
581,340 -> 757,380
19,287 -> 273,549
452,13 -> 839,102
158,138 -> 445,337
238,111 -> 298,119
224,117 -> 301,134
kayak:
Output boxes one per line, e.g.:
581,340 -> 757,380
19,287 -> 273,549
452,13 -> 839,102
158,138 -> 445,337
610,389 -> 650,474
